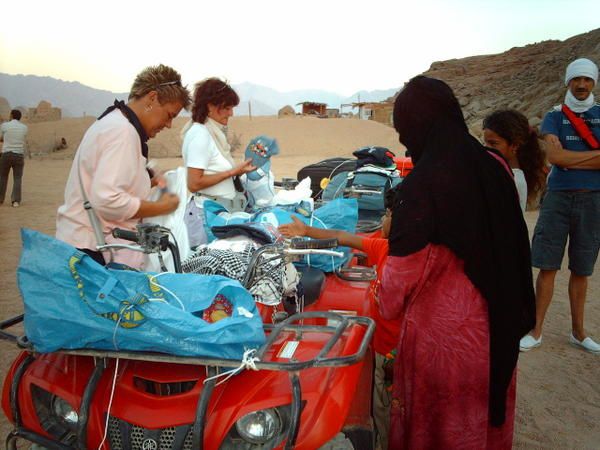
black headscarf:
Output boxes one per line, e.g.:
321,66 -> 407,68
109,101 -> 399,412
390,76 -> 535,426
98,100 -> 149,159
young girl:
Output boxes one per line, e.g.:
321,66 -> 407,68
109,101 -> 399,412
483,109 -> 546,211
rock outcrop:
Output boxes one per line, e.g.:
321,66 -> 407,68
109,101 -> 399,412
410,28 -> 600,136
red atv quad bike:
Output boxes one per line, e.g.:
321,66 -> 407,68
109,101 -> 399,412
1,215 -> 379,449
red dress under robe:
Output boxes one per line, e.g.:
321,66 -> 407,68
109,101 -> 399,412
379,243 -> 516,450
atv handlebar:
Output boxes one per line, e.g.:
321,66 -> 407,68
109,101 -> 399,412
290,237 -> 338,250
112,228 -> 139,242
100,223 -> 181,273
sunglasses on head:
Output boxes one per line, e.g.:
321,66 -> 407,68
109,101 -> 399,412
155,80 -> 182,89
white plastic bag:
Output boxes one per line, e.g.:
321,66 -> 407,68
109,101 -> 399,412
271,177 -> 313,207
243,171 -> 276,208
145,167 -> 191,272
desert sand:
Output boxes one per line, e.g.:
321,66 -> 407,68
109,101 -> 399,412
0,116 -> 598,448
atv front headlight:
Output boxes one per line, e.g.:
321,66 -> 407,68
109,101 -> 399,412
235,408 -> 281,444
31,385 -> 78,446
52,396 -> 79,427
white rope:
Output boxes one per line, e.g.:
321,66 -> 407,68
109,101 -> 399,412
112,304 -> 135,351
314,160 -> 351,199
307,215 -> 336,270
203,348 -> 260,386
149,272 -> 186,311
97,358 -> 120,450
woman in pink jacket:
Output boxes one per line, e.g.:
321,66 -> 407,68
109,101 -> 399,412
56,64 -> 191,268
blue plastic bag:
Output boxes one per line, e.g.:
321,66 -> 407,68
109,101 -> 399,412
203,198 -> 358,271
18,229 -> 265,359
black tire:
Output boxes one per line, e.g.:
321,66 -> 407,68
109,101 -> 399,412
318,433 -> 355,450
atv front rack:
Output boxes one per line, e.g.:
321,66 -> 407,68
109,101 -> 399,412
1,311 -> 374,450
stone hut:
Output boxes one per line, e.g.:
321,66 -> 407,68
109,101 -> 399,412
326,108 -> 340,118
369,102 -> 394,126
28,100 -> 62,122
278,105 -> 296,118
0,97 -> 11,122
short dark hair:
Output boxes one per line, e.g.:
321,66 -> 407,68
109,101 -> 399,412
191,78 -> 240,124
10,109 -> 21,120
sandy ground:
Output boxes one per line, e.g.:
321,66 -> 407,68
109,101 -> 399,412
0,117 -> 598,448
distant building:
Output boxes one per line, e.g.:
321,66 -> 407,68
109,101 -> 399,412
0,97 -> 10,122
369,101 -> 394,126
278,105 -> 296,118
325,108 -> 340,118
28,100 -> 62,122
297,101 -> 327,116
350,101 -> 394,126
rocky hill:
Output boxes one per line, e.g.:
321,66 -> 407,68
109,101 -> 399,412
417,27 -> 600,136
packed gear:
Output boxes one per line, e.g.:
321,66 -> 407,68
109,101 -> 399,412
322,147 -> 402,221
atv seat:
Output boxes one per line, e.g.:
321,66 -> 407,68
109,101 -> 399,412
298,266 -> 326,306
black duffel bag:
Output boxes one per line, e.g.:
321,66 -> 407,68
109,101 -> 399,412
297,157 -> 357,199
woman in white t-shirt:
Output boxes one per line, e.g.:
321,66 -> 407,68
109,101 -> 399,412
182,78 -> 255,247
483,109 -> 546,212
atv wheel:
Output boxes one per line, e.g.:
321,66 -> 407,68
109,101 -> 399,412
318,433 -> 355,449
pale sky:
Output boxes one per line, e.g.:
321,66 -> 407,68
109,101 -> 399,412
0,0 -> 597,96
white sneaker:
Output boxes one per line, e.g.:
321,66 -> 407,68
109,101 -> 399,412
12,202 -> 19,207
569,334 -> 600,354
520,334 -> 542,352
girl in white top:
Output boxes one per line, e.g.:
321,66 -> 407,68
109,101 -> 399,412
483,109 -> 546,212
182,78 -> 255,247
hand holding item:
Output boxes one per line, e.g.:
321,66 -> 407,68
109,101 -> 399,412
278,215 -> 308,238
152,172 -> 168,189
232,159 -> 257,176
245,136 -> 280,181
158,192 -> 180,214
147,159 -> 167,188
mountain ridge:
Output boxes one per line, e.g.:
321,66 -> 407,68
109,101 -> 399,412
3,26 -> 598,125
0,73 -> 398,118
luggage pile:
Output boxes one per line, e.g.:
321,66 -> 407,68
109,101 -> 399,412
298,146 -> 404,221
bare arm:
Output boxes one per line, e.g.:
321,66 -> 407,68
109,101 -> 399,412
187,159 -> 256,192
187,167 -> 234,192
132,192 -> 180,219
278,216 -> 364,250
545,134 -> 600,169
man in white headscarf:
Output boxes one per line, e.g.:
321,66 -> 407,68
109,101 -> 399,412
521,58 -> 600,354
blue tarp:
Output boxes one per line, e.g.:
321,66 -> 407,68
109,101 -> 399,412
18,229 -> 265,359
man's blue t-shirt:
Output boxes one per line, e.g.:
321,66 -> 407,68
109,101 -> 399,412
542,103 -> 600,191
